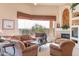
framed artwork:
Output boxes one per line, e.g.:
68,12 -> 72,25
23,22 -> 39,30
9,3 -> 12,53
57,23 -> 60,28
2,19 -> 15,30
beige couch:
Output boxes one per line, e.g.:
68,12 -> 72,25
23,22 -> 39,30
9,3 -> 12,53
50,39 -> 75,56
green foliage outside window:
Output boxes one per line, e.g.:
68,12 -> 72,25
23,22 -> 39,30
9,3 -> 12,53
32,24 -> 47,33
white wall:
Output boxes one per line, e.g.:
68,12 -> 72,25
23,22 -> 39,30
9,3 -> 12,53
0,3 -> 33,36
0,3 -> 70,36
0,4 -> 17,36
55,5 -> 71,39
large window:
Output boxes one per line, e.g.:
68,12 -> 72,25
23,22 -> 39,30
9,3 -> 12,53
18,19 -> 50,29
18,19 -> 50,35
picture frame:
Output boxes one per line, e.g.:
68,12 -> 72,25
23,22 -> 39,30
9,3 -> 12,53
57,23 -> 60,28
2,19 -> 15,30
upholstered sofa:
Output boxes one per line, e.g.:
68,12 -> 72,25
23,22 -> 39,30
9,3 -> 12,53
50,39 -> 75,56
9,35 -> 33,42
5,35 -> 38,56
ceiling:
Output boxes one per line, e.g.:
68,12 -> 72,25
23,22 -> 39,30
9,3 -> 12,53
30,3 -> 70,6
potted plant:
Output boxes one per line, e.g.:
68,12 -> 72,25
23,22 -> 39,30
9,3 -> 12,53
71,3 -> 79,12
62,24 -> 69,29
61,25 -> 70,34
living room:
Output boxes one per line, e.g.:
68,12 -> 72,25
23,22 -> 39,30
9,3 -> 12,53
0,2 -> 79,56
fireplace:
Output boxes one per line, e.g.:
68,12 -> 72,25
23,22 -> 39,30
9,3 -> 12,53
61,33 -> 70,39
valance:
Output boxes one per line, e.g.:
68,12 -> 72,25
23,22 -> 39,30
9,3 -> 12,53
17,11 -> 56,21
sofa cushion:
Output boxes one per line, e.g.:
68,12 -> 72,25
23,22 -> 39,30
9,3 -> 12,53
7,36 -> 21,41
20,35 -> 32,41
51,43 -> 60,48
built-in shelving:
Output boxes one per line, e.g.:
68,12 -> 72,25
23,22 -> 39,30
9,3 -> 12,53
71,16 -> 79,43
72,17 -> 79,20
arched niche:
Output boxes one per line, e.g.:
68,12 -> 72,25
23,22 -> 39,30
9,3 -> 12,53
62,8 -> 69,26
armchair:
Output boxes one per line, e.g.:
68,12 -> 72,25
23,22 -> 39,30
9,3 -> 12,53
8,39 -> 38,56
50,39 -> 75,56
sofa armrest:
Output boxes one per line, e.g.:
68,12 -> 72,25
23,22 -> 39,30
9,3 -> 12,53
22,45 -> 38,56
50,44 -> 61,50
50,44 -> 62,56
